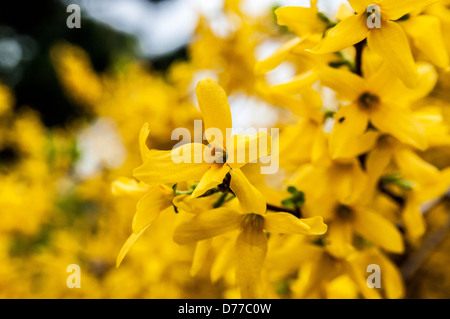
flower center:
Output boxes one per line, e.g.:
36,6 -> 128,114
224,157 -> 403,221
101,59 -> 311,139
242,213 -> 264,232
358,92 -> 380,110
211,147 -> 228,163
336,205 -> 354,221
207,146 -> 228,164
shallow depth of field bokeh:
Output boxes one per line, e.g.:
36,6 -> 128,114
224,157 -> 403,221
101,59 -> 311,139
1,0 -> 450,299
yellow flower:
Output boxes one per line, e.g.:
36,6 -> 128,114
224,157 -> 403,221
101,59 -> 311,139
254,1 -> 340,94
115,124 -> 174,267
267,236 -> 404,299
318,65 -> 428,159
364,135 -> 450,241
133,78 -> 271,213
173,205 -> 326,298
287,134 -> 404,256
398,10 -> 449,69
313,0 -> 442,87
254,0 -> 328,75
300,184 -> 404,258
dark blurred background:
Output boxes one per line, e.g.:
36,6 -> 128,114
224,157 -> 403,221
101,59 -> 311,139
0,0 -> 188,127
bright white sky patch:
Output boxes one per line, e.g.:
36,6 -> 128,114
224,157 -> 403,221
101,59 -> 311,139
62,0 -> 347,57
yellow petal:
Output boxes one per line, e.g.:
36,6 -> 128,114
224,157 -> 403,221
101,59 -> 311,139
349,248 -> 405,299
133,143 -> 210,186
317,66 -> 366,101
402,197 -> 426,241
312,14 -> 368,54
229,169 -> 266,215
381,0 -> 439,21
367,21 -> 418,88
111,177 -> 149,196
328,160 -> 368,205
369,62 -> 438,104
330,103 -> 370,160
343,259 -> 382,299
173,208 -> 243,245
353,208 -> 404,253
290,164 -> 329,205
172,194 -> 192,214
236,226 -> 268,299
311,129 -> 330,164
270,70 -> 319,96
325,275 -> 359,299
406,62 -> 438,103
415,168 -> 450,203
132,185 -> 173,233
196,78 -> 232,145
254,37 -> 302,74
370,103 -> 427,150
116,226 -> 148,268
338,131 -> 380,160
256,83 -> 322,122
348,0 -> 375,13
211,238 -> 236,283
191,164 -> 230,198
264,213 -> 327,235
400,15 -> 449,69
364,143 -> 392,200
362,45 -> 385,79
298,216 -> 329,235
326,220 -> 354,258
190,239 -> 212,277
367,62 -> 406,100
393,148 -> 439,184
139,122 -> 151,163
375,250 -> 405,299
173,193 -> 220,214
275,6 -> 321,36
227,131 -> 271,169
302,196 -> 337,222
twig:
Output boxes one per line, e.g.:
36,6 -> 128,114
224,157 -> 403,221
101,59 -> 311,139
400,194 -> 450,282
354,40 -> 366,76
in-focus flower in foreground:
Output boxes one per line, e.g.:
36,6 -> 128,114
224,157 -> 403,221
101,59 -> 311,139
133,78 -> 271,212
117,78 -> 327,298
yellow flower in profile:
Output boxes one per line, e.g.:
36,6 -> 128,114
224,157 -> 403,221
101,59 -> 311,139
398,9 -> 449,69
313,0 -> 442,87
133,78 -> 271,213
254,1 -> 340,95
114,124 -> 174,267
173,205 -> 327,298
254,0 -> 328,75
266,236 -> 404,299
363,135 -> 450,242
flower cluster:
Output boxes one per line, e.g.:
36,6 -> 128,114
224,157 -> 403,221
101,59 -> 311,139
116,0 -> 450,298
1,0 -> 450,299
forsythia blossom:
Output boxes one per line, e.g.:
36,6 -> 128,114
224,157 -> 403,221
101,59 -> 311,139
1,0 -> 450,299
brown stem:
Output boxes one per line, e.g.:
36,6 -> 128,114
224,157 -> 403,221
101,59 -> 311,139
354,40 -> 366,76
378,181 -> 406,208
400,195 -> 450,281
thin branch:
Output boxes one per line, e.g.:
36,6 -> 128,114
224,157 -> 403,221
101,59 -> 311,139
400,194 -> 450,282
354,40 -> 366,76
